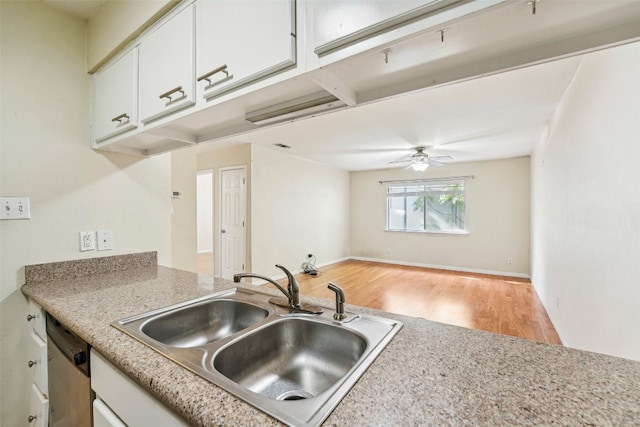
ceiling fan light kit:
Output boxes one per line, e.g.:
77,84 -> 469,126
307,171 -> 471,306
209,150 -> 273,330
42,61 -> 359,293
410,162 -> 429,172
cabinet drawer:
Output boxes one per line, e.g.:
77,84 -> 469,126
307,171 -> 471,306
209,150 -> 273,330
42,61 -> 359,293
27,299 -> 46,340
29,383 -> 49,427
28,332 -> 48,396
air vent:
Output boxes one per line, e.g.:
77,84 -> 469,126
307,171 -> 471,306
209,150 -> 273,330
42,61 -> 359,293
245,92 -> 347,126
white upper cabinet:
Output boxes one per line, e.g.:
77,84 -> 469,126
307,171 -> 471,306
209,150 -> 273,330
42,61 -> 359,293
313,0 -> 462,56
139,3 -> 196,124
92,48 -> 138,144
196,0 -> 296,101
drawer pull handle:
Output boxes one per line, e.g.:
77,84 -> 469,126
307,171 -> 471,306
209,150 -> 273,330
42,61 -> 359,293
197,64 -> 232,86
159,86 -> 185,102
28,360 -> 37,368
28,415 -> 37,423
27,314 -> 36,321
111,113 -> 130,124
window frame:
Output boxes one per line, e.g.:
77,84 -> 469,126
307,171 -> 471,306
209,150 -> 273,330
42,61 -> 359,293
385,179 -> 468,235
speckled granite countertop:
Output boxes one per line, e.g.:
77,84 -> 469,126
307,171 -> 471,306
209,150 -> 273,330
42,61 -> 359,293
21,254 -> 640,426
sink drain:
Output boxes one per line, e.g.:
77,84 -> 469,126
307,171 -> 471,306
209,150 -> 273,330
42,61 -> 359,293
277,390 -> 314,401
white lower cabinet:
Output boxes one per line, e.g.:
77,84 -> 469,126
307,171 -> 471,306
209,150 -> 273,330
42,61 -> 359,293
91,350 -> 191,427
27,299 -> 49,425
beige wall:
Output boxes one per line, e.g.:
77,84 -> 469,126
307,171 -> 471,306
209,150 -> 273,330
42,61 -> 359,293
250,144 -> 350,278
0,2 -> 172,425
87,0 -> 177,72
350,157 -> 531,276
197,144 -> 252,276
531,42 -> 640,361
171,149 -> 198,272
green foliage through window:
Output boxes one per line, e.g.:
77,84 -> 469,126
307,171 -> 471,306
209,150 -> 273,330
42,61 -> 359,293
386,180 -> 466,232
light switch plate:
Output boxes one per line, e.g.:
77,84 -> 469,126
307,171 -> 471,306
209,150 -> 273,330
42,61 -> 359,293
97,230 -> 113,251
1,197 -> 31,220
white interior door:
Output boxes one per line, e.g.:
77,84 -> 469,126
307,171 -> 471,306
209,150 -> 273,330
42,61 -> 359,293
220,167 -> 246,279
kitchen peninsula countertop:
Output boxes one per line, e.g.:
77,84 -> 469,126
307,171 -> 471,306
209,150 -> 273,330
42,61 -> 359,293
22,256 -> 640,426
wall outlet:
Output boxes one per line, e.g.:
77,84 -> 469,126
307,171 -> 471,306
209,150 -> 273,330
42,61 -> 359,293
97,230 -> 113,251
385,248 -> 391,255
79,231 -> 96,251
507,257 -> 513,265
1,197 -> 31,220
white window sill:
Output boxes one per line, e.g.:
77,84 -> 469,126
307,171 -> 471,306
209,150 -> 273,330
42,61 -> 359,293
385,229 -> 469,236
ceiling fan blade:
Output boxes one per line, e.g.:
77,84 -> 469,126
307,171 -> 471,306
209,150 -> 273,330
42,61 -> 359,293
388,159 -> 411,164
427,159 -> 446,167
428,155 -> 453,161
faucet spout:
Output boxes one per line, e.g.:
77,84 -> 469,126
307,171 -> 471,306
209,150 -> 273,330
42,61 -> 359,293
233,265 -> 323,314
233,272 -> 291,301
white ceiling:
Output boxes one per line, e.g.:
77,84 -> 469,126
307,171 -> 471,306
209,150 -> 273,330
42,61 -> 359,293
43,0 -> 106,19
200,55 -> 582,171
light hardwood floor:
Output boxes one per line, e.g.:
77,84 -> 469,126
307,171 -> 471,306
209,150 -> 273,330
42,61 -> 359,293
197,256 -> 561,345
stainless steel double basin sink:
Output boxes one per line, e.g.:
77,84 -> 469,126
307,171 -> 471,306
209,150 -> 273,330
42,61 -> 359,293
112,287 -> 403,427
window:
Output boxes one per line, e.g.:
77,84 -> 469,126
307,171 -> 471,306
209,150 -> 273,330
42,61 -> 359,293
386,180 -> 466,233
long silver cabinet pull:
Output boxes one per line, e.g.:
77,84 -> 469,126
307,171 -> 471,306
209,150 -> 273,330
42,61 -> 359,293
197,64 -> 232,85
159,86 -> 185,102
111,113 -> 130,123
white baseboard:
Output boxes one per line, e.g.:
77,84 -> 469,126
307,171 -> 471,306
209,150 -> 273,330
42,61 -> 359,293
197,250 -> 213,255
348,256 -> 531,279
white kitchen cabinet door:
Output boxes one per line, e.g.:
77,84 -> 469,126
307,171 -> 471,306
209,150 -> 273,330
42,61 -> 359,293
28,383 -> 49,427
196,0 -> 296,100
313,0 -> 461,56
139,4 -> 195,124
93,48 -> 138,143
28,332 -> 48,396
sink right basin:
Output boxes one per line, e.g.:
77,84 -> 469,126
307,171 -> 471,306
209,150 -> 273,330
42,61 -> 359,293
214,317 -> 367,400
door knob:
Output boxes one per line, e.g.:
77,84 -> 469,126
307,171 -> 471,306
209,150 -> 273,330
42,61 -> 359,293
221,229 -> 226,234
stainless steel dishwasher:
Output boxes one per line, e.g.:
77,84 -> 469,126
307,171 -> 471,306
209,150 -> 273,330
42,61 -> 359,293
46,312 -> 93,427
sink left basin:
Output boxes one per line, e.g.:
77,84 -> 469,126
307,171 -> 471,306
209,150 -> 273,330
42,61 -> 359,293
141,299 -> 269,348
112,288 -> 271,348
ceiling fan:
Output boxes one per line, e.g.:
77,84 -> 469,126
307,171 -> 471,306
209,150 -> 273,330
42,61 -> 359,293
389,146 -> 452,171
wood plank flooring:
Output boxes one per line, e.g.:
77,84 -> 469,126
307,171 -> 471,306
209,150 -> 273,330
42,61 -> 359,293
292,259 -> 562,345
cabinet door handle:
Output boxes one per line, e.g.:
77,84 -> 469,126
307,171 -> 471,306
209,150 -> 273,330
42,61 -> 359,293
159,86 -> 185,102
27,314 -> 36,321
197,64 -> 232,86
28,415 -> 37,423
28,360 -> 37,368
111,113 -> 130,124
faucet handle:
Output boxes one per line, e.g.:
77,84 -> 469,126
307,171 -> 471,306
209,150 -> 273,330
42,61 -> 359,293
327,283 -> 347,321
